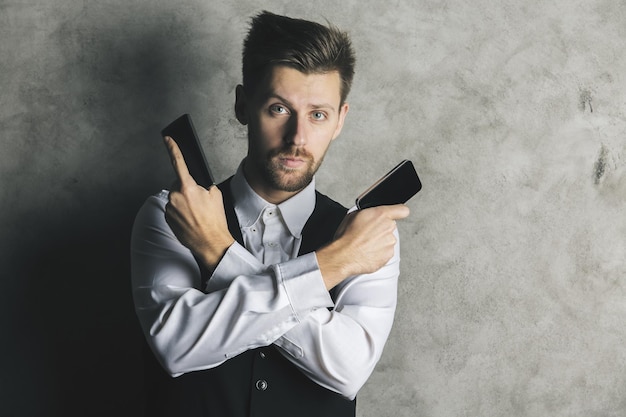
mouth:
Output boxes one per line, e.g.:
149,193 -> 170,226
276,153 -> 309,169
280,157 -> 304,167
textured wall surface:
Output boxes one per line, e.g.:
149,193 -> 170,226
2,1 -> 625,416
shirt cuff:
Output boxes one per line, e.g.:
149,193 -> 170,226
274,252 -> 334,321
207,242 -> 266,291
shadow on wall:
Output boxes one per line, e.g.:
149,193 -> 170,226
3,17 -> 218,416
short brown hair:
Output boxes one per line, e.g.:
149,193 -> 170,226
242,11 -> 356,104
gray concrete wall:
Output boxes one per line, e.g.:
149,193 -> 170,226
2,1 -> 625,416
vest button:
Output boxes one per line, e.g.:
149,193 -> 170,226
255,379 -> 268,391
259,351 -> 266,359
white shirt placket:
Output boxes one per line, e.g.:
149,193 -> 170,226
261,206 -> 287,265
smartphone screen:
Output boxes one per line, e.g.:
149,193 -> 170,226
355,160 -> 422,209
161,114 -> 215,188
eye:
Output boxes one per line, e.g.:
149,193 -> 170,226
270,104 -> 289,115
311,111 -> 327,121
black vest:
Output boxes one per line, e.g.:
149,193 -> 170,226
142,178 -> 355,417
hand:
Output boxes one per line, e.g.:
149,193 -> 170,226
163,136 -> 235,270
316,204 -> 410,290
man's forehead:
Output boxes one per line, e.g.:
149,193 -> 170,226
255,66 -> 342,108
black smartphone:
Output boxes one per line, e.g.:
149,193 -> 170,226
161,114 -> 215,189
355,160 -> 422,209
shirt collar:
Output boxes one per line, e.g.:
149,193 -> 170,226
230,161 -> 316,239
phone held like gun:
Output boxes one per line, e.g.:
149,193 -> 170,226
161,114 -> 215,189
355,160 -> 422,210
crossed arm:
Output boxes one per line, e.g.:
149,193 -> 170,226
130,136 -> 409,399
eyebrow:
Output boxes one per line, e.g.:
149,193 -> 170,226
265,93 -> 336,112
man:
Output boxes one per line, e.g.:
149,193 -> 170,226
131,11 -> 409,417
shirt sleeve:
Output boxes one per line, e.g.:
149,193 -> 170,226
130,192 -> 334,376
273,234 -> 400,400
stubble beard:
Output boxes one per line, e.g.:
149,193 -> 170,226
262,147 -> 322,193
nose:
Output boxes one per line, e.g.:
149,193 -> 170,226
284,114 -> 307,147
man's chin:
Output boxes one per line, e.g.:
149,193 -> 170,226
270,169 -> 314,193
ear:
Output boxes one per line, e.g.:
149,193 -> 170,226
235,85 -> 248,125
331,102 -> 350,141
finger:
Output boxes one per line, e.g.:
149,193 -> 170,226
385,204 -> 411,220
163,136 -> 194,185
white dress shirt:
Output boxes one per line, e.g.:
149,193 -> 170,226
131,164 -> 401,400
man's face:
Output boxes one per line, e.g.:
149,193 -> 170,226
236,65 -> 349,203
